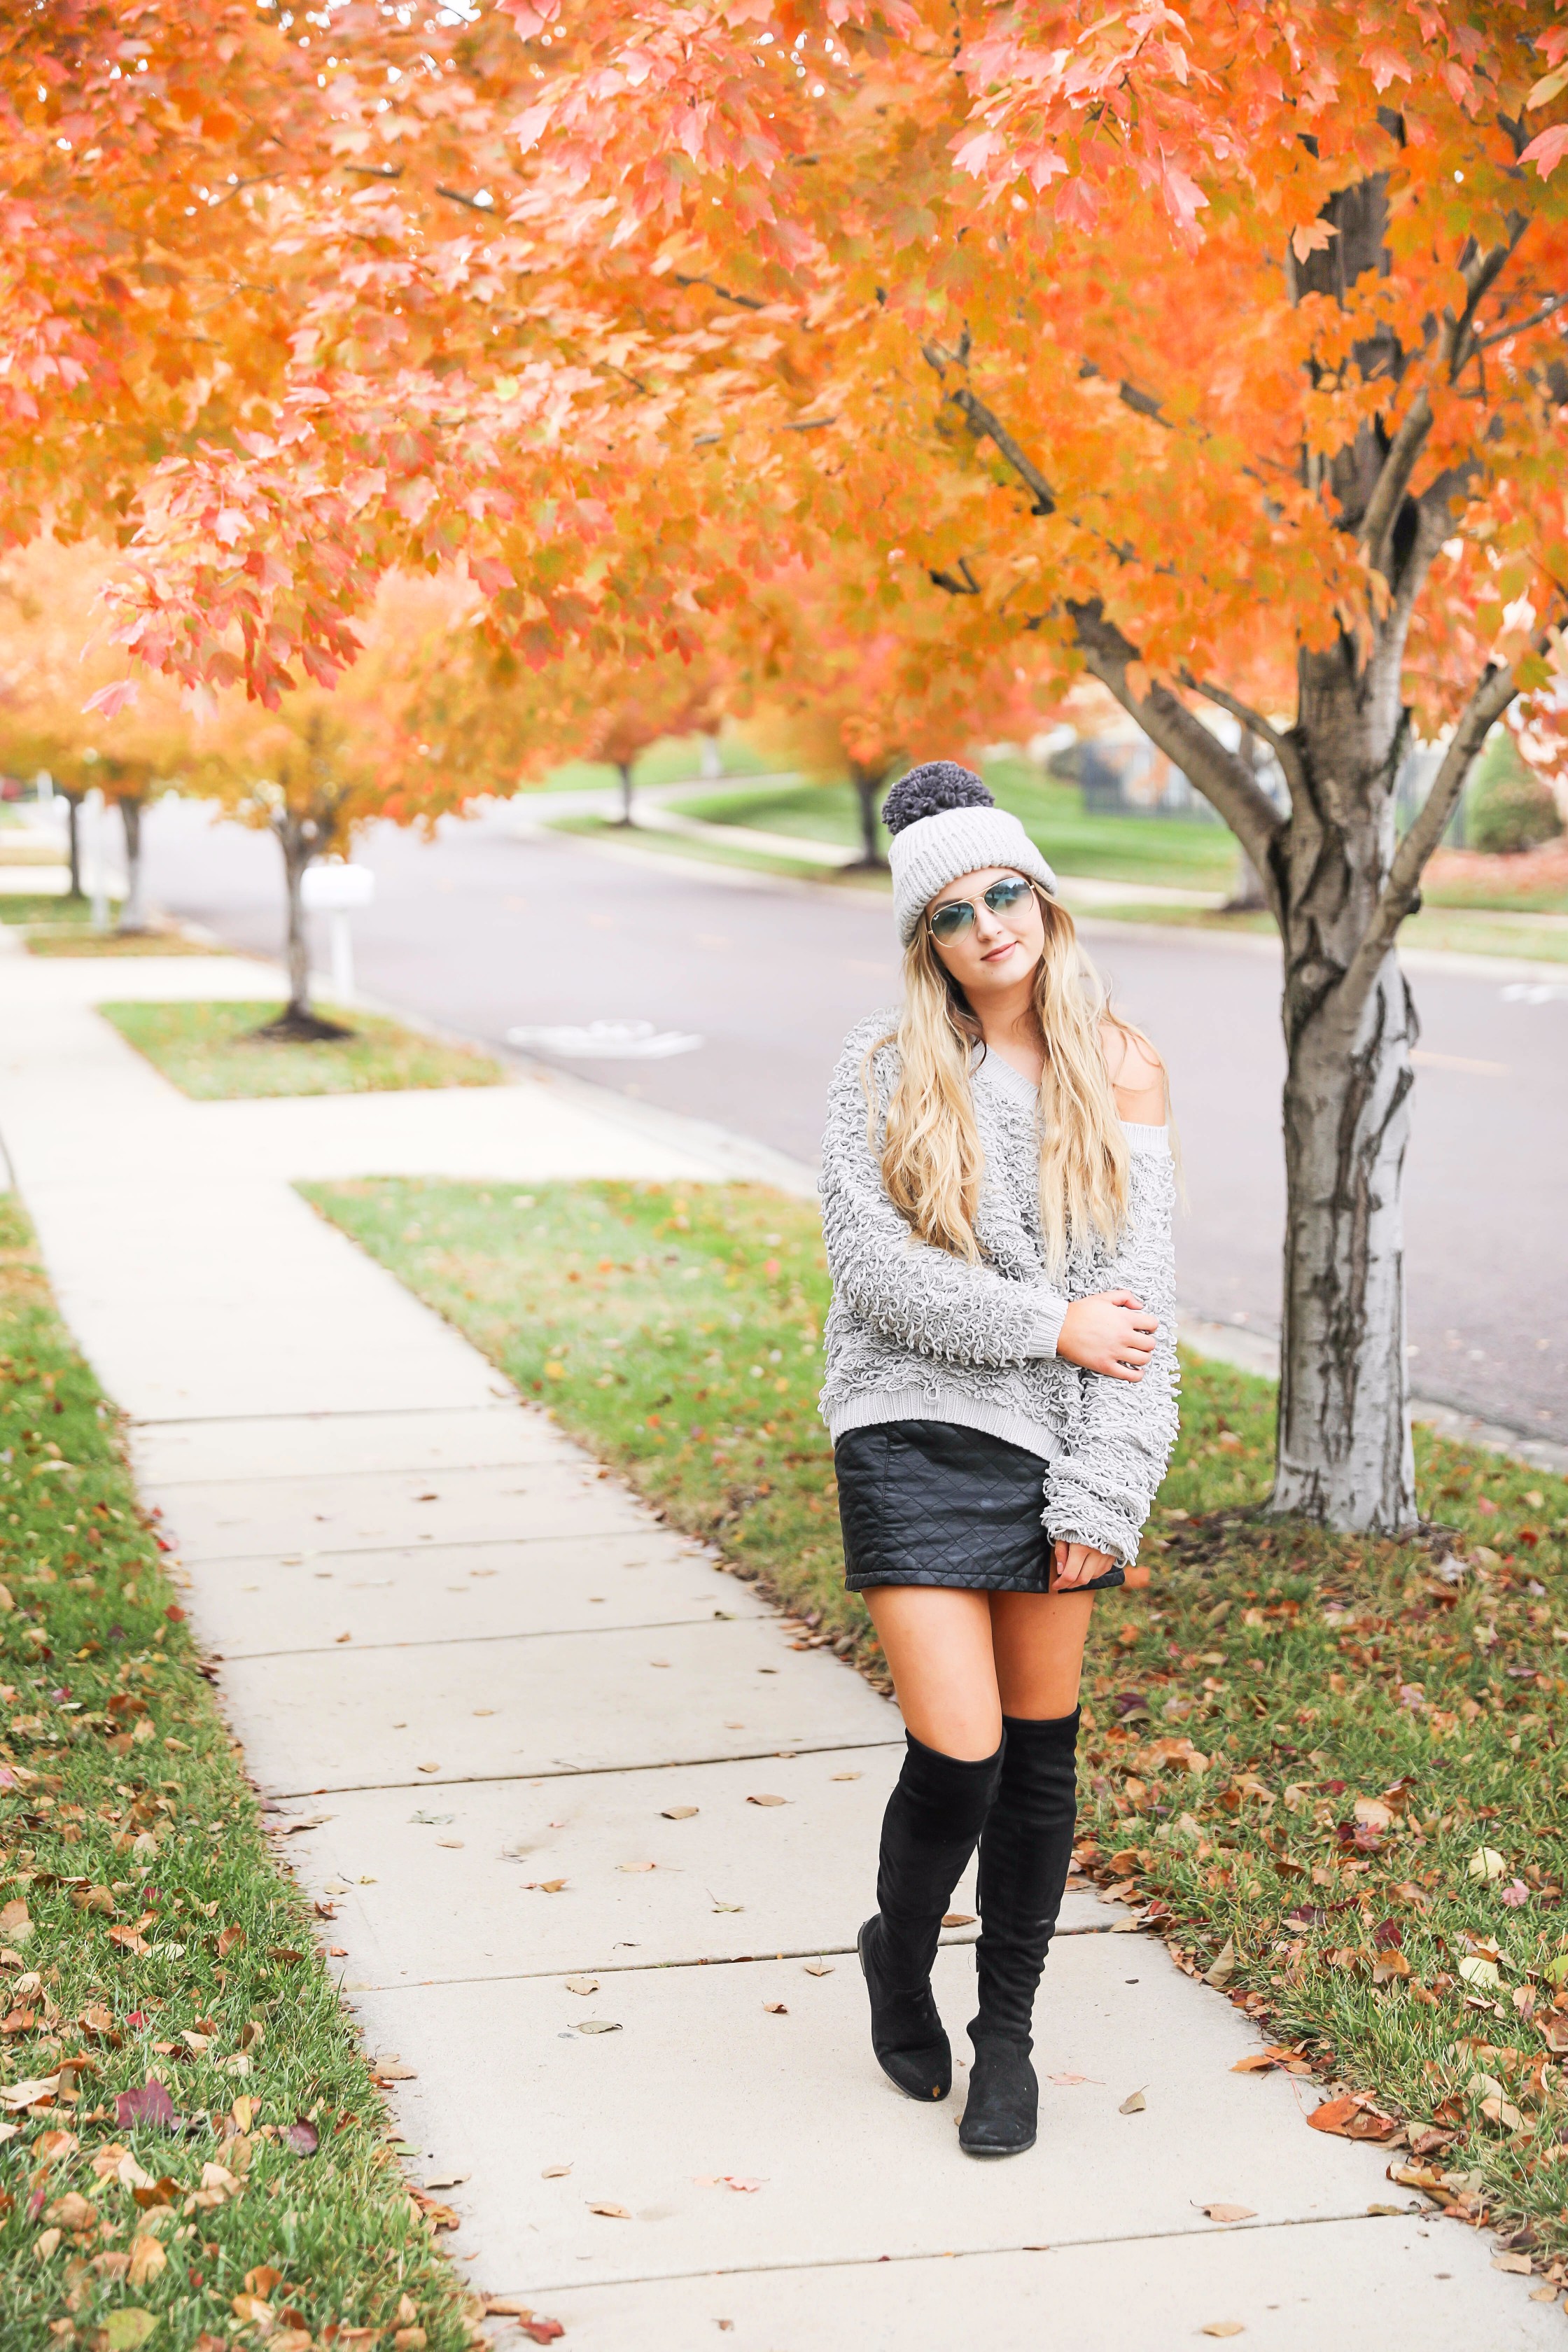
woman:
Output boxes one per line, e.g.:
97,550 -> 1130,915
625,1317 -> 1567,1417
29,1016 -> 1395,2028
819,761 -> 1177,2159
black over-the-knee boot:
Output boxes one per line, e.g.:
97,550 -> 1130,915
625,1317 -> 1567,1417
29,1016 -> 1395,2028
859,1730 -> 1004,2101
960,1707 -> 1079,2156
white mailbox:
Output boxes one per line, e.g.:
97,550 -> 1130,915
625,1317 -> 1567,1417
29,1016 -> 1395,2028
301,861 -> 376,911
301,861 -> 375,1000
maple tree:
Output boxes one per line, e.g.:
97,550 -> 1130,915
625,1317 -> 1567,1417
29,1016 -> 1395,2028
188,571 -> 486,1033
735,560 -> 1042,864
0,538 -> 192,927
475,0 -> 1568,1536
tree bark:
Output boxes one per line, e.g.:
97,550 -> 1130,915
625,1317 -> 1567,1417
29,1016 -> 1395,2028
255,808 -> 349,1042
116,797 -> 148,933
846,762 -> 888,869
616,761 -> 635,826
63,791 -> 83,900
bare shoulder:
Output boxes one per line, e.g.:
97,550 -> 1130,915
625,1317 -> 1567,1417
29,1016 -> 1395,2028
1100,1019 -> 1167,1123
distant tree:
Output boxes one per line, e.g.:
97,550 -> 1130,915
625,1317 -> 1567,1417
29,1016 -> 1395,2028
0,540 -> 191,927
188,573 -> 488,1035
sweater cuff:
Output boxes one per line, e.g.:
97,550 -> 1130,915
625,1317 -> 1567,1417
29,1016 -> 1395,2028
1021,1294 -> 1068,1359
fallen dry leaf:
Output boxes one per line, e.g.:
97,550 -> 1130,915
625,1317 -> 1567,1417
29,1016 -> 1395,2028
577,2020 -> 622,2036
1467,1846 -> 1506,1884
564,1977 -> 600,1997
942,1912 -> 977,1928
748,1794 -> 787,1807
803,1961 -> 834,1977
127,2235 -> 167,2288
46,2192 -> 97,2230
763,2001 -> 788,2015
662,1806 -> 699,1820
1308,2096 -> 1397,2143
114,2082 -> 177,2131
831,1771 -> 861,1782
1200,2326 -> 1245,2340
587,2200 -> 631,2218
1119,2090 -> 1147,2115
540,2164 -> 571,2179
1205,1938 -> 1238,1990
1197,2202 -> 1256,2224
618,1861 -> 656,1874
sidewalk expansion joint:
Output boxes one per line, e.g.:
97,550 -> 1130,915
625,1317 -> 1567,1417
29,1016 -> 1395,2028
178,1525 -> 659,1567
130,1401 -> 523,1429
144,1457 -> 569,1492
512,2203 -> 1420,2298
220,1612 -> 731,1662
335,1919 -> 1128,1996
267,1737 -> 905,1798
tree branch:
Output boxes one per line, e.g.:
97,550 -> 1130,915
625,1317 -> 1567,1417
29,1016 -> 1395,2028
924,365 -> 1058,515
1176,671 -> 1306,802
1474,290 -> 1568,353
1070,601 -> 1287,877
1339,654 -> 1525,1013
671,272 -> 765,312
1358,388 -> 1432,583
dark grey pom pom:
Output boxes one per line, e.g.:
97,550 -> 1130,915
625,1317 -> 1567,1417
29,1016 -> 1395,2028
881,762 -> 994,836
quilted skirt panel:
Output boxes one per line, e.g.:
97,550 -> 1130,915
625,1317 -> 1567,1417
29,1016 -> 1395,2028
834,1418 -> 1125,1594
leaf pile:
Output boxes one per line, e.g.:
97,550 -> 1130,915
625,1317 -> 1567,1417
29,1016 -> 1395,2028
0,1198 -> 482,2351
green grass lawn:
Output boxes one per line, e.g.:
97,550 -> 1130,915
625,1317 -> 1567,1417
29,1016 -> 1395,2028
0,1197 -> 484,2351
539,734 -> 775,794
547,813 -> 853,888
308,1174 -> 1568,2282
1086,901 -> 1568,965
0,895 -> 99,926
99,1002 -> 506,1100
670,753 -> 1239,892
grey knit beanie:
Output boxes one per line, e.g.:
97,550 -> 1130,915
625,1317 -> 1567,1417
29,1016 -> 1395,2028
883,763 -> 1058,946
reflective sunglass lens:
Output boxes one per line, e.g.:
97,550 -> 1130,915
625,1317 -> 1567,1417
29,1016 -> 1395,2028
985,878 -> 1032,912
930,903 -> 974,941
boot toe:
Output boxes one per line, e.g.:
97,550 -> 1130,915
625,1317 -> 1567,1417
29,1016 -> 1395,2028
858,1918 -> 953,2102
958,2038 -> 1038,2156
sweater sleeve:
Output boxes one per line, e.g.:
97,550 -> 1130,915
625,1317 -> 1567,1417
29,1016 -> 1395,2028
1044,1124 -> 1180,1565
820,1025 -> 1068,1368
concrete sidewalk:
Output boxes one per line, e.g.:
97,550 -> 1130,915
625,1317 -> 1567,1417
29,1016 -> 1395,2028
0,953 -> 1555,2350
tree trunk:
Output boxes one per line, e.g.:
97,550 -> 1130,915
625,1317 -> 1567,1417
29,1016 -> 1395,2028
616,761 -> 634,826
1273,947 -> 1417,1530
846,764 -> 888,869
258,810 -> 350,1042
116,797 -> 148,933
63,792 -> 83,900
1268,647 -> 1418,1532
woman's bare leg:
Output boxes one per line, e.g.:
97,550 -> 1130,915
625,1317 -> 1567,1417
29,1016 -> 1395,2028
862,1586 -> 1004,1757
988,1589 -> 1096,1718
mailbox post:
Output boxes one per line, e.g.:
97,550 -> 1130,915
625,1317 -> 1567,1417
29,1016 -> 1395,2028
300,861 -> 376,1002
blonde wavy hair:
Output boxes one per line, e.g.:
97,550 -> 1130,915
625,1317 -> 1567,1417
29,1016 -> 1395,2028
869,881 -> 1161,1273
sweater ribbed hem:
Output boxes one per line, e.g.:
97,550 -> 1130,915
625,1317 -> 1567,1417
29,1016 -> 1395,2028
827,1386 -> 1060,1463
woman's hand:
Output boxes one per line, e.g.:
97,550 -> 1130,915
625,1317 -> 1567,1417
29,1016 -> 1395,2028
1056,1290 -> 1158,1380
1051,1539 -> 1118,1590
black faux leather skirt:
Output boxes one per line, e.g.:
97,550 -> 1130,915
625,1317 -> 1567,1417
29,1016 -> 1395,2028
834,1418 -> 1125,1595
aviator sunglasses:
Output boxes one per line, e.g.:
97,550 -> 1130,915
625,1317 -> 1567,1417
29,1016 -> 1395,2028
927,874 -> 1036,944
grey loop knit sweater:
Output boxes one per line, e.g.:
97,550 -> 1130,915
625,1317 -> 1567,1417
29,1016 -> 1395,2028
818,1011 -> 1179,1567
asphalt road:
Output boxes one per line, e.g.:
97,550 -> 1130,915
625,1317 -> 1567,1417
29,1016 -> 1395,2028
142,796 -> 1567,1441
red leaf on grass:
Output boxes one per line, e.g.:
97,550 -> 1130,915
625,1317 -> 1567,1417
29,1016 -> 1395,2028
281,2120 -> 318,2157
522,2325 -> 564,2346
116,2081 -> 178,2130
